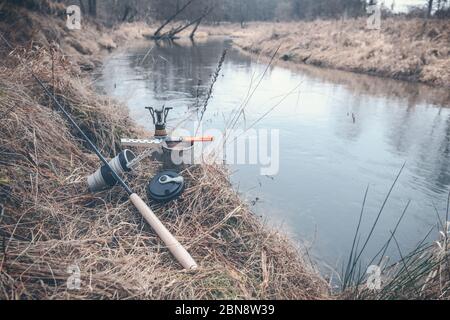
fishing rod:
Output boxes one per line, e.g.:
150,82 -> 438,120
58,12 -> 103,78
0,33 -> 198,270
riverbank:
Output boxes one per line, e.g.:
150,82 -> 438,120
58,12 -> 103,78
199,18 -> 450,88
2,2 -> 449,300
0,3 -> 328,299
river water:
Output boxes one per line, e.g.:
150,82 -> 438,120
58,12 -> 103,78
97,37 -> 450,270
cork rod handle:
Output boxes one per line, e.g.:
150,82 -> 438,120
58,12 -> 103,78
129,193 -> 198,270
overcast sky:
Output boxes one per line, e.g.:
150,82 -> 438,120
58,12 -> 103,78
382,0 -> 427,12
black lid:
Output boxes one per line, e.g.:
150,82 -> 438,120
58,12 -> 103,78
146,170 -> 185,203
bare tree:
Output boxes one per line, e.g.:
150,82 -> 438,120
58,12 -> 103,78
87,0 -> 96,17
78,0 -> 85,14
153,0 -> 196,37
427,0 -> 434,17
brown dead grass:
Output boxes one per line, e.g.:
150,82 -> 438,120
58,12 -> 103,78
199,18 -> 450,88
0,22 -> 328,300
0,2 -> 154,72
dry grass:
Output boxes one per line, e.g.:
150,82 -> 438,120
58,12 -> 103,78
340,232 -> 450,300
1,2 -> 449,300
199,18 -> 450,88
0,33 -> 328,300
0,2 -> 155,72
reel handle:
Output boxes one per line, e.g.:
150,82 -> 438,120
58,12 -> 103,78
181,136 -> 214,142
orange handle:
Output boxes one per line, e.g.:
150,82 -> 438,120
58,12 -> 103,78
182,135 -> 214,142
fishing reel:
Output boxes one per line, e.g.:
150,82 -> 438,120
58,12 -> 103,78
116,104 -> 213,203
87,149 -> 136,192
86,148 -> 185,204
146,105 -> 172,137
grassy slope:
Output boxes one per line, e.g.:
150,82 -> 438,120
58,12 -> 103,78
199,18 -> 450,88
0,4 -> 328,299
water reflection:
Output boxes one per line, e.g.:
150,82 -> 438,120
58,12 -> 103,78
277,59 -> 450,109
98,37 -> 450,267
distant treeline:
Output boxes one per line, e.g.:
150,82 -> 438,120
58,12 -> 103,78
10,0 -> 450,23
73,0 -> 370,23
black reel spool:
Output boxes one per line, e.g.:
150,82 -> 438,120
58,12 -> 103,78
147,170 -> 185,203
